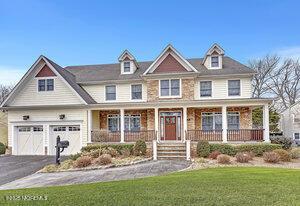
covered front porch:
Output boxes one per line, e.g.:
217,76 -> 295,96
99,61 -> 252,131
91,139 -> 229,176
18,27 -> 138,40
87,104 -> 270,144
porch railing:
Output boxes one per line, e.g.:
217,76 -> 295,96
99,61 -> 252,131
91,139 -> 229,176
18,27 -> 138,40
227,129 -> 264,141
186,130 -> 223,141
124,130 -> 156,142
91,130 -> 121,142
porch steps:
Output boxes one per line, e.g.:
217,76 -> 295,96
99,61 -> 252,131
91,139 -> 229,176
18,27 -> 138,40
157,142 -> 186,160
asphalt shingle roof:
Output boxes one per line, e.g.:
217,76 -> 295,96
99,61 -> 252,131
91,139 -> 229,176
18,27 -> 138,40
64,56 -> 255,83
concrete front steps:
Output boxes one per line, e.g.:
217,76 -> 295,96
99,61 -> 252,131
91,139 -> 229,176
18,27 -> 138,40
157,142 -> 186,160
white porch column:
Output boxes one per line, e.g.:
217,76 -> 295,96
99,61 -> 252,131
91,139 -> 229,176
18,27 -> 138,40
120,109 -> 125,143
87,110 -> 92,143
153,140 -> 157,160
263,104 -> 270,142
154,108 -> 159,141
222,106 -> 228,143
183,106 -> 187,142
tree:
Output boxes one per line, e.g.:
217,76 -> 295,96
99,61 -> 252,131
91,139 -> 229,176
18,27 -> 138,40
0,84 -> 13,105
252,107 -> 280,133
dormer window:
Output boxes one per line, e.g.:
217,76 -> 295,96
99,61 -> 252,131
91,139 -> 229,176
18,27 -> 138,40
124,61 -> 131,73
211,56 -> 219,67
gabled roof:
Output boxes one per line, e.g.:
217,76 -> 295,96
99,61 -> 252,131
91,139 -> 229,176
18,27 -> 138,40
118,50 -> 136,61
202,43 -> 225,64
142,44 -> 199,75
1,56 -> 96,107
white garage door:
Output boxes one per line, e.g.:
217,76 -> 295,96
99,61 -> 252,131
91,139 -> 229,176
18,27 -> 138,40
16,126 -> 44,155
50,125 -> 81,155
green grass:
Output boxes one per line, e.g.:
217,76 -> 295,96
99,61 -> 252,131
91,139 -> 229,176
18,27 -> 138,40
0,167 -> 299,206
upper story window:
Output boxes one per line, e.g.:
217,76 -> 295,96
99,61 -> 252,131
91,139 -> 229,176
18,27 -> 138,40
228,80 -> 240,96
124,61 -> 131,73
105,85 -> 116,101
38,79 -> 54,92
131,84 -> 142,100
200,81 -> 212,97
211,56 -> 219,67
227,112 -> 240,130
160,79 -> 180,97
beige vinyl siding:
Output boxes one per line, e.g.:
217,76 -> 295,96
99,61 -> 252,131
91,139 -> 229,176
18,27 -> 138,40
195,77 -> 252,99
7,109 -> 87,147
10,77 -> 83,106
83,83 -> 147,103
281,104 -> 300,139
0,112 -> 8,145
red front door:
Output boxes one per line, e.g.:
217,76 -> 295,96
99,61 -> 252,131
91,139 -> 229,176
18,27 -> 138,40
164,116 -> 176,140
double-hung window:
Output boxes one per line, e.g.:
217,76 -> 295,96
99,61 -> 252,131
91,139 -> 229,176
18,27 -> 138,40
294,133 -> 300,140
200,81 -> 212,97
228,80 -> 240,96
38,79 -> 54,92
227,112 -> 240,130
211,56 -> 219,67
124,114 -> 141,131
160,79 -> 180,97
202,112 -> 222,130
108,114 -> 120,132
131,84 -> 142,100
124,62 -> 130,73
106,85 -> 116,101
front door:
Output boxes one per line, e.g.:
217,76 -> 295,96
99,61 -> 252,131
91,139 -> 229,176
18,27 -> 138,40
164,116 -> 176,140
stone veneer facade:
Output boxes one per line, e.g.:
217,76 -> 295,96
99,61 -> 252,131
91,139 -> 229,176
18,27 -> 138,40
146,78 -> 195,102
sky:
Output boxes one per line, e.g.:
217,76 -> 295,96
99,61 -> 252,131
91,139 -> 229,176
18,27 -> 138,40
0,0 -> 300,85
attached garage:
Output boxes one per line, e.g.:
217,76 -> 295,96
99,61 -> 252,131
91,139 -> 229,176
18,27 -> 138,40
16,126 -> 44,155
49,125 -> 81,155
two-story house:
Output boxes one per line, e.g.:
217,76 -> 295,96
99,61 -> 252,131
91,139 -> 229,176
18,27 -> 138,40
281,102 -> 300,144
0,44 -> 272,159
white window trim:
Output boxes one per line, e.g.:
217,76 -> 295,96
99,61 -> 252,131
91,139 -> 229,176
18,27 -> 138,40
201,112 -> 222,130
199,80 -> 213,98
124,114 -> 141,131
227,79 -> 242,97
294,132 -> 300,140
210,55 -> 220,69
227,111 -> 240,130
123,61 -> 131,74
36,77 -> 56,93
130,84 -> 143,101
159,79 -> 182,98
105,85 -> 117,102
107,114 -> 120,132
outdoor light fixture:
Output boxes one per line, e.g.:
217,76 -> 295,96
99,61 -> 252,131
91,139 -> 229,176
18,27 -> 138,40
59,114 -> 65,120
23,115 -> 29,120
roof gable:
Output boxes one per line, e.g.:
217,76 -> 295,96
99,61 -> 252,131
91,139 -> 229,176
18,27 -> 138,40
35,65 -> 57,77
1,56 -> 96,107
143,44 -> 198,75
153,53 -> 187,73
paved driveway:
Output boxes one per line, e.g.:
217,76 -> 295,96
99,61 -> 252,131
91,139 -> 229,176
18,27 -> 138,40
0,160 -> 190,190
0,155 -> 59,186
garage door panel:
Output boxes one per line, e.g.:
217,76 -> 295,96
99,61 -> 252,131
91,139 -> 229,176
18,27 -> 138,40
50,125 -> 81,155
17,126 -> 44,155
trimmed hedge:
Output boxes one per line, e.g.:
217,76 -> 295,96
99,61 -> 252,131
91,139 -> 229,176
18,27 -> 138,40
235,143 -> 282,156
81,144 -> 134,154
197,140 -> 210,157
209,144 -> 237,156
0,142 -> 6,155
270,136 -> 292,150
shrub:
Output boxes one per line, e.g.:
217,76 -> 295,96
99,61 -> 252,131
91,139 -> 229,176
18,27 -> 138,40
217,154 -> 231,164
235,152 -> 251,163
0,142 -> 6,155
69,152 -> 82,161
273,149 -> 291,162
42,164 -> 58,173
208,150 -> 221,159
270,136 -> 292,149
196,140 -> 210,157
60,159 -> 74,170
133,140 -> 147,156
263,152 -> 280,163
89,149 -> 102,158
81,144 -> 134,154
289,148 -> 300,159
209,144 -> 237,156
73,156 -> 92,168
120,148 -> 131,157
107,147 -> 119,157
244,151 -> 255,160
94,154 -> 112,165
235,143 -> 282,156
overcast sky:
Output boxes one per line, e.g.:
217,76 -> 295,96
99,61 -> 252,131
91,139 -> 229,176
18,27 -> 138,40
0,0 -> 300,85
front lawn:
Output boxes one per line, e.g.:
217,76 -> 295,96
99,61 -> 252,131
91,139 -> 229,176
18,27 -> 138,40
0,167 -> 299,206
